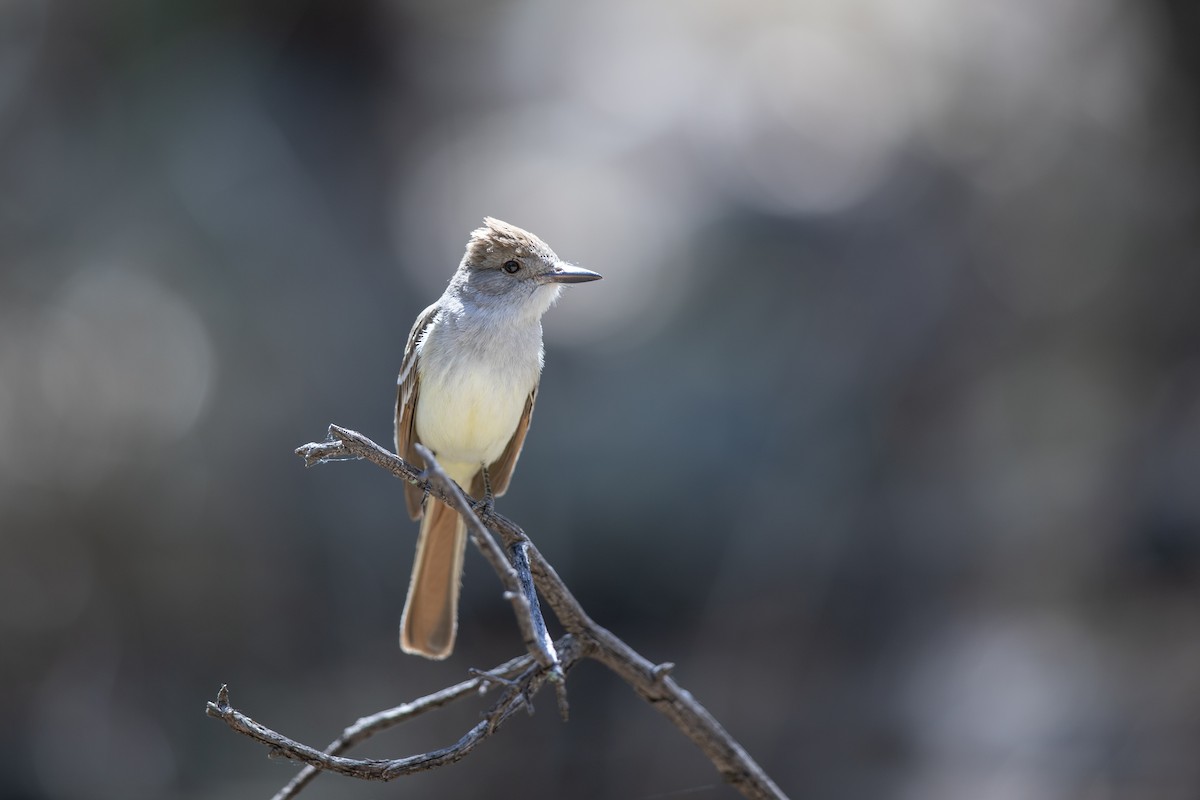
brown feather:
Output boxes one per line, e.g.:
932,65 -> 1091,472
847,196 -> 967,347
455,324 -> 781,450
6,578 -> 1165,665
395,302 -> 439,520
471,386 -> 538,498
399,498 -> 464,659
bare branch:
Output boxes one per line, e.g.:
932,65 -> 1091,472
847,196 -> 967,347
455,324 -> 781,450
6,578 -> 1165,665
269,647 -> 554,799
206,636 -> 588,789
213,425 -> 791,800
480,509 -> 789,799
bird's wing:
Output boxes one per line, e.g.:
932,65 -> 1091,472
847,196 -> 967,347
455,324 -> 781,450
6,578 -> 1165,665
395,302 -> 440,520
477,384 -> 538,499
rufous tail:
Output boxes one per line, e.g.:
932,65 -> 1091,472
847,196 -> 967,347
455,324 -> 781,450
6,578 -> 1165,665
400,498 -> 466,659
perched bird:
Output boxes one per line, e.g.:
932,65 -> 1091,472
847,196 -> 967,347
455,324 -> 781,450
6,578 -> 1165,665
394,217 -> 601,659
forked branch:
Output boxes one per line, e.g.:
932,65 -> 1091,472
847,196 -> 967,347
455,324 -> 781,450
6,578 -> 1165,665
208,425 -> 787,800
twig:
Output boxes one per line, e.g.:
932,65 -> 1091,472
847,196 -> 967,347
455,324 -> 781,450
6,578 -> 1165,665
506,538 -> 564,716
269,646 -> 556,799
206,636 -> 588,787
209,425 -> 790,800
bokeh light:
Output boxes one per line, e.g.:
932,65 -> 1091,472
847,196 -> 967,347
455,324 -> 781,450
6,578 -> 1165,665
3,0 -> 1199,798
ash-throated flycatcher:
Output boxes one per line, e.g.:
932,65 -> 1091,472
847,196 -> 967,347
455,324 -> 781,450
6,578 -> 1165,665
394,217 -> 601,659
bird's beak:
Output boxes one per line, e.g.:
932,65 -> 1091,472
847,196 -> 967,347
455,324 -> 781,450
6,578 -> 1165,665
543,263 -> 603,284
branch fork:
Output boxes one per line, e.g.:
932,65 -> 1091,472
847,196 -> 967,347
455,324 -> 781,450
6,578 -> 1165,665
211,424 -> 787,800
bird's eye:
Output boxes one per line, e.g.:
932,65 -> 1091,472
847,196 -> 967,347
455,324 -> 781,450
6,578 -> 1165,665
503,259 -> 522,274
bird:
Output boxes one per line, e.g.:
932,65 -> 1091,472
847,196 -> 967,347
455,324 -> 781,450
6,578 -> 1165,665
394,217 -> 601,659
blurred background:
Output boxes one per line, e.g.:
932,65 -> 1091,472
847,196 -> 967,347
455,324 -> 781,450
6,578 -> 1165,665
3,0 -> 1199,798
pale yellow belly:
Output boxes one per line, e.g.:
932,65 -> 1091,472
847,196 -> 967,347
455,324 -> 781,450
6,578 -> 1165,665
415,364 -> 529,483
